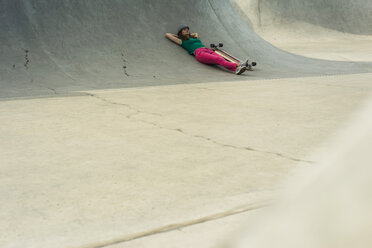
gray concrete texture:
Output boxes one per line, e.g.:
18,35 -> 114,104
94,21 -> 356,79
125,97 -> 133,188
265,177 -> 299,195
1,0 -> 372,98
257,0 -> 372,34
229,98 -> 372,248
231,0 -> 372,61
1,1 -> 372,248
2,74 -> 371,248
231,0 -> 372,33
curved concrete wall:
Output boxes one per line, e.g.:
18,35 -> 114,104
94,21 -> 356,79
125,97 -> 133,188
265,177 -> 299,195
1,0 -> 371,98
237,0 -> 372,35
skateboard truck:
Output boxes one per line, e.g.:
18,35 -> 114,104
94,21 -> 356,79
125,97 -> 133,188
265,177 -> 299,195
210,42 -> 257,70
210,42 -> 223,48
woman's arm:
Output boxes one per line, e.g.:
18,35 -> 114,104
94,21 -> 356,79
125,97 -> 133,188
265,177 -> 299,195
191,33 -> 199,38
165,33 -> 182,45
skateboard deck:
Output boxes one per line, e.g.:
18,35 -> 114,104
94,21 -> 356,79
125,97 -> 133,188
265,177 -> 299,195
210,43 -> 257,70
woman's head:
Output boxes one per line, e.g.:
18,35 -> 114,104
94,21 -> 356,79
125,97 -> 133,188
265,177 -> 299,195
177,25 -> 190,40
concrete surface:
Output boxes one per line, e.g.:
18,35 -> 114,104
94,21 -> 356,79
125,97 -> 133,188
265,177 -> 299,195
232,0 -> 372,61
1,73 -> 372,248
105,208 -> 264,248
271,39 -> 372,62
1,0 -> 372,99
233,0 -> 372,35
230,98 -> 372,248
1,0 -> 372,248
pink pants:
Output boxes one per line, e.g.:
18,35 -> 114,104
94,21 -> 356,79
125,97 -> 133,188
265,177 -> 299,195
194,47 -> 237,71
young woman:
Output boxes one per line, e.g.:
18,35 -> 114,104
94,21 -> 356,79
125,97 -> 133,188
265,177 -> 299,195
165,25 -> 248,75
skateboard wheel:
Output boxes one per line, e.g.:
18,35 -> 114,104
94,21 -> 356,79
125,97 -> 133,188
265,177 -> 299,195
252,62 -> 257,66
218,42 -> 223,47
210,44 -> 216,48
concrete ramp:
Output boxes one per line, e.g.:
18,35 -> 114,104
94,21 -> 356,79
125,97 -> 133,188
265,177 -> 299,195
232,0 -> 372,61
260,0 -> 372,35
1,1 -> 372,248
1,0 -> 372,98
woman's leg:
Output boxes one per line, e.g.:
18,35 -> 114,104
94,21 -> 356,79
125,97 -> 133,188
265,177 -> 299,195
195,48 -> 238,71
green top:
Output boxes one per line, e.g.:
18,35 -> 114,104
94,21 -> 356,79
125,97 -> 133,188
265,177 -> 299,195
181,38 -> 205,55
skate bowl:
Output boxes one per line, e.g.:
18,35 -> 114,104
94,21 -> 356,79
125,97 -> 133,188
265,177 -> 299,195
1,0 -> 372,98
232,0 -> 372,61
1,1 -> 372,248
232,0 -> 372,35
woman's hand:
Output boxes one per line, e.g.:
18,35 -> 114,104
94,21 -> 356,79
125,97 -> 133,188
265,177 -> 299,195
191,33 -> 199,38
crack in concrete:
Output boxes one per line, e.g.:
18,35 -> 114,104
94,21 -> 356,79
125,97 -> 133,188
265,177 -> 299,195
187,131 -> 314,164
79,202 -> 270,248
84,92 -> 163,119
121,52 -> 130,77
134,119 -> 314,164
24,49 -> 30,69
47,87 -> 57,95
85,92 -> 314,164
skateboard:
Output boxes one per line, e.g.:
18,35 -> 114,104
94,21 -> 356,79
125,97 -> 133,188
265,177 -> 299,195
210,42 -> 257,70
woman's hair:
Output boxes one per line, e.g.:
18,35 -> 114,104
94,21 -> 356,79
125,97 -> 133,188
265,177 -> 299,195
177,25 -> 190,40
178,33 -> 190,40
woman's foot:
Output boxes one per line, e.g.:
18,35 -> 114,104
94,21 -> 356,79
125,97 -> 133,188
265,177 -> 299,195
235,63 -> 247,75
241,59 -> 249,67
